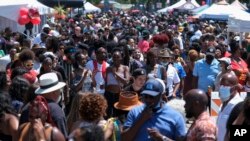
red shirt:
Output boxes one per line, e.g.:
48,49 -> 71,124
138,40 -> 149,53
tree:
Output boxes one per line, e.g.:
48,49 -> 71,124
87,0 -> 101,5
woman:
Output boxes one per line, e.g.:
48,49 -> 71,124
9,76 -> 30,115
67,92 -> 84,132
124,68 -> 147,98
71,93 -> 114,140
0,93 -> 19,141
18,96 -> 65,141
105,49 -> 130,118
38,55 -> 63,82
71,52 -> 92,93
145,51 -> 166,81
18,49 -> 38,84
230,41 -> 248,86
69,125 -> 105,141
183,49 -> 199,95
138,30 -> 150,53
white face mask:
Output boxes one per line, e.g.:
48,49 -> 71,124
160,62 -> 168,67
219,86 -> 231,102
56,95 -> 62,104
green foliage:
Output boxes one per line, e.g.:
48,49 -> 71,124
87,0 -> 101,5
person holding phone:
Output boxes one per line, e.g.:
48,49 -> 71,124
121,78 -> 186,141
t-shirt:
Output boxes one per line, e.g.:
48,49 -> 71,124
138,40 -> 149,53
193,58 -> 220,92
86,60 -> 109,94
166,64 -> 180,97
123,104 -> 186,141
217,94 -> 243,141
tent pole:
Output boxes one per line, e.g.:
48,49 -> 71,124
240,32 -> 243,47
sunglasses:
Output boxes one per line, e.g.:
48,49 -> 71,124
25,63 -> 34,67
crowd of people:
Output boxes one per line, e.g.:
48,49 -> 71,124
0,10 -> 250,141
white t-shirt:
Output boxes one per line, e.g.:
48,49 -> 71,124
86,60 -> 109,94
166,64 -> 180,97
217,94 -> 243,141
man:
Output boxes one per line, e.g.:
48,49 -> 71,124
217,73 -> 243,141
86,47 -> 109,94
192,47 -> 220,93
184,89 -> 217,141
122,78 -> 186,141
33,24 -> 51,47
35,72 -> 68,137
72,26 -> 83,44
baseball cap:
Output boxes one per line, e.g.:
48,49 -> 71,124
132,68 -> 146,77
206,47 -> 216,56
141,78 -> 165,96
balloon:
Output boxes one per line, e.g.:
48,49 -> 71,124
18,15 -> 30,25
31,17 -> 41,25
19,8 -> 29,16
29,8 -> 40,17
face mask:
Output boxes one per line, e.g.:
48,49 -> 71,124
174,54 -> 179,59
219,86 -> 231,102
160,62 -> 168,67
206,55 -> 214,62
154,100 -> 161,109
56,95 -> 62,104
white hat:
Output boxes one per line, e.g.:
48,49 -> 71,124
218,57 -> 231,65
234,36 -> 240,41
42,24 -> 50,29
35,73 -> 66,94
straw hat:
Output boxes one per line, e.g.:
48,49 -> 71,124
114,91 -> 142,111
158,48 -> 172,58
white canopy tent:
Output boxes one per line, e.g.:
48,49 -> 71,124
230,0 -> 248,11
228,15 -> 250,32
198,2 -> 250,20
73,2 -> 101,14
84,2 -> 101,13
0,0 -> 53,32
157,0 -> 200,13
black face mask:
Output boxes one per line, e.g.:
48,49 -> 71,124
206,55 -> 214,62
174,54 -> 179,59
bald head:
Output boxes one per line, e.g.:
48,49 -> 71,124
185,89 -> 208,106
220,73 -> 238,86
184,89 -> 208,118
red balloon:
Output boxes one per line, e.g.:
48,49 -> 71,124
31,17 -> 41,25
29,8 -> 40,17
18,15 -> 30,25
19,7 -> 29,16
